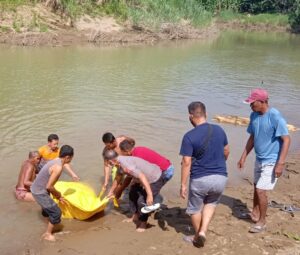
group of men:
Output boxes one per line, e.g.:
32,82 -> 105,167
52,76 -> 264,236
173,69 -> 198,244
14,88 -> 290,247
101,133 -> 175,232
15,134 -> 79,202
15,135 -> 79,241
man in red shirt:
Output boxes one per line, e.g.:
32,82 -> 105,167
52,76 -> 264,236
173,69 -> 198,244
119,139 -> 174,184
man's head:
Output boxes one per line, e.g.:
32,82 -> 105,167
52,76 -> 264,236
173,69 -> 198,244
119,139 -> 135,155
102,147 -> 118,166
47,134 -> 59,152
102,132 -> 117,149
59,145 -> 74,164
188,101 -> 206,127
244,88 -> 269,113
28,151 -> 41,165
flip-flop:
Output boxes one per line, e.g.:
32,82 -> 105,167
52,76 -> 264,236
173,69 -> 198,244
249,224 -> 266,233
281,205 -> 300,213
141,203 -> 160,214
193,234 -> 206,248
182,235 -> 194,243
268,200 -> 285,209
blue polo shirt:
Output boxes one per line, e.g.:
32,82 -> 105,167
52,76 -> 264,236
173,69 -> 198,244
180,123 -> 228,179
247,107 -> 289,163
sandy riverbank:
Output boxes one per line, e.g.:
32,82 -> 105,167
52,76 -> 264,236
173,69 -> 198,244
20,152 -> 300,255
0,4 -> 290,47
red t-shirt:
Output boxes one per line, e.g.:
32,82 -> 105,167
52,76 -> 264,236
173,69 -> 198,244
132,146 -> 171,171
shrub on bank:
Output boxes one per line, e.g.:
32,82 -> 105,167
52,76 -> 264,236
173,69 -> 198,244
288,0 -> 300,32
239,0 -> 294,14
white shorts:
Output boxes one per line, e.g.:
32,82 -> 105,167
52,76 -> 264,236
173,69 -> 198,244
254,161 -> 277,190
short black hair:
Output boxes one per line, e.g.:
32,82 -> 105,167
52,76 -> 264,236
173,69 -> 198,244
102,147 -> 118,160
119,139 -> 134,152
48,134 -> 59,142
188,101 -> 206,118
102,132 -> 115,144
59,145 -> 74,158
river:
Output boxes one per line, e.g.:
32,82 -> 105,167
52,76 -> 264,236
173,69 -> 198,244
0,31 -> 300,254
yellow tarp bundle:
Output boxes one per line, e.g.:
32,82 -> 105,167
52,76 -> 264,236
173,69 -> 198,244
53,181 -> 109,220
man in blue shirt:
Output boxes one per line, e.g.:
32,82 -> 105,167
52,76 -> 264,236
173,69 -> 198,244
180,101 -> 229,248
238,88 -> 290,233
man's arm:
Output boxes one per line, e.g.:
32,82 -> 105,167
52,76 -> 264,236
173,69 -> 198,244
107,172 -> 123,198
237,134 -> 254,170
23,164 -> 35,188
138,172 -> 153,206
64,163 -> 80,181
274,135 -> 291,177
46,165 -> 63,200
115,175 -> 132,199
224,144 -> 230,160
180,156 -> 191,199
102,162 -> 111,191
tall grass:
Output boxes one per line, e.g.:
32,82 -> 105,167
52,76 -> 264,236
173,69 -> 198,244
125,0 -> 212,28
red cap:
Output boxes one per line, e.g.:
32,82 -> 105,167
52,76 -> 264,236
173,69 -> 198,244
244,88 -> 269,104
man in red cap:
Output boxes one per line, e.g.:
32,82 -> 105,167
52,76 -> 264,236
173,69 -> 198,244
237,88 -> 290,233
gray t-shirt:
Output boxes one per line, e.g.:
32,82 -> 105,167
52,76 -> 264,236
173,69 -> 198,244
118,156 -> 161,183
31,158 -> 62,195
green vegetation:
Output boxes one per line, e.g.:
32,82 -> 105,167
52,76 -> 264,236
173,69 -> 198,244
125,0 -> 212,28
0,25 -> 11,32
283,232 -> 300,241
289,0 -> 300,32
0,0 -> 300,32
218,11 -> 288,26
29,11 -> 48,32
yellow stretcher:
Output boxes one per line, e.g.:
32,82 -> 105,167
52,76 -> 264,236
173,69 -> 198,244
53,181 -> 109,220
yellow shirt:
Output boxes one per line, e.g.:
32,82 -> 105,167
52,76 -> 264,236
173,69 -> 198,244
38,145 -> 60,161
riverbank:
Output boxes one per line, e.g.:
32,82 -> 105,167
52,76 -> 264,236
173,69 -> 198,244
0,3 -> 290,46
22,153 -> 300,255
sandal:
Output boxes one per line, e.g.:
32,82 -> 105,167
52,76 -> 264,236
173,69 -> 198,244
141,203 -> 160,214
249,224 -> 266,233
193,234 -> 206,248
281,205 -> 300,213
268,200 -> 285,209
182,235 -> 194,243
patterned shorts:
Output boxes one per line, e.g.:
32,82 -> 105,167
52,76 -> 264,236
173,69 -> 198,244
15,188 -> 28,200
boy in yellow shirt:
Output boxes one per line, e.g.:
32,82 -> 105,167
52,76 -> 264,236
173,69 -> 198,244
38,134 -> 79,181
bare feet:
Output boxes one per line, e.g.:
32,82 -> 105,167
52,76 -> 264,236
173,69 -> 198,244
250,213 -> 259,223
41,233 -> 56,242
122,214 -> 139,223
136,222 -> 147,233
122,218 -> 134,223
238,212 -> 259,223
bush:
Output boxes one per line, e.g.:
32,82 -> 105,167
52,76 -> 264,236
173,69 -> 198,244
289,0 -> 300,32
239,0 -> 294,14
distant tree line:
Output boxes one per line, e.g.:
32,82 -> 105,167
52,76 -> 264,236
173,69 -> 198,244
197,0 -> 300,32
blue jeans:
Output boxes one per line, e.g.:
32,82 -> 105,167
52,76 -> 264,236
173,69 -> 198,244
162,165 -> 174,183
